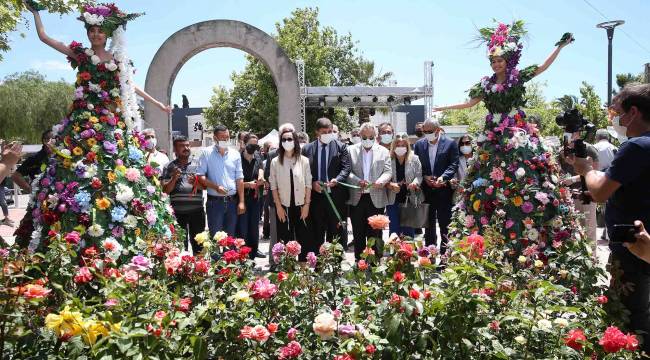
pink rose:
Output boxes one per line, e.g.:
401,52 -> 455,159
286,241 -> 301,257
251,277 -> 278,300
123,269 -> 139,284
125,168 -> 141,182
64,231 -> 82,245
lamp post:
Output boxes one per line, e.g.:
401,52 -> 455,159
596,20 -> 625,106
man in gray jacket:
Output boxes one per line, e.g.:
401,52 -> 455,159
347,122 -> 392,260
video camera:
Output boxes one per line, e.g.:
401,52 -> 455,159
555,108 -> 596,204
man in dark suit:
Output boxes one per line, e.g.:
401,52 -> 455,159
413,118 -> 459,255
303,117 -> 351,249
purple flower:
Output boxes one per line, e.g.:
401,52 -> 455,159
338,324 -> 357,338
418,247 -> 430,257
85,5 -> 112,16
272,243 -> 285,262
129,255 -> 153,272
505,219 -> 515,229
103,141 -> 117,154
80,129 -> 95,139
111,226 -> 124,238
306,252 -> 317,268
521,201 -> 534,214
0,248 -> 9,259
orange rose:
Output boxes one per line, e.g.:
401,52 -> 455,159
473,200 -> 481,212
95,197 -> 111,210
367,215 -> 390,230
23,284 -> 52,300
512,196 -> 523,207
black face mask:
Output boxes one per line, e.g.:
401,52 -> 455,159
246,144 -> 260,155
415,130 -> 423,138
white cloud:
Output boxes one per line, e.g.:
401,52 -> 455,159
30,60 -> 70,71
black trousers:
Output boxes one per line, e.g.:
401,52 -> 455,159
276,204 -> 312,261
610,247 -> 650,353
350,194 -> 384,260
176,209 -> 206,254
310,191 -> 348,250
424,189 -> 453,254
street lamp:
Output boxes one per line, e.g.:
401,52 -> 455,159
596,20 -> 625,106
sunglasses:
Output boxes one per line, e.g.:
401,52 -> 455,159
281,138 -> 294,142
394,133 -> 409,140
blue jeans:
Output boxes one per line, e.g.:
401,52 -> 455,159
237,195 -> 262,257
386,203 -> 415,238
206,197 -> 238,237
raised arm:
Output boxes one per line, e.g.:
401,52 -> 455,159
26,5 -> 77,60
534,33 -> 574,77
134,85 -> 172,114
433,97 -> 482,112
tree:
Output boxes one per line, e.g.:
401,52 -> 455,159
553,94 -> 579,112
203,7 -> 393,135
0,0 -> 89,61
614,72 -> 644,95
575,81 -> 607,131
0,70 -> 73,143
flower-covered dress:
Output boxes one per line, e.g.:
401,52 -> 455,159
449,65 -> 584,260
15,41 -> 176,260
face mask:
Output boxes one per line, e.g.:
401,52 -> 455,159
394,146 -> 408,157
145,137 -> 157,150
380,134 -> 393,145
245,144 -> 259,155
217,140 -> 229,149
350,136 -> 361,144
282,140 -> 295,151
320,133 -> 336,144
611,115 -> 632,141
362,139 -> 374,149
460,145 -> 472,155
425,132 -> 439,143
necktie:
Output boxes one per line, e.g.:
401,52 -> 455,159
320,144 -> 327,182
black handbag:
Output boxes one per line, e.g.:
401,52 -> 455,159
399,195 -> 430,229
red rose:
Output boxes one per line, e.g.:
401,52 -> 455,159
357,260 -> 368,271
79,72 -> 91,81
91,177 -> 103,189
409,288 -> 421,300
74,266 -> 93,284
143,164 -> 156,178
564,328 -> 587,350
195,259 -> 210,274
175,297 -> 192,313
599,326 -> 627,353
267,323 -> 278,334
239,246 -> 252,260
85,152 -> 97,162
223,250 -> 240,263
625,333 -> 639,351
279,341 -> 302,359
365,344 -> 376,354
597,295 -> 608,304
393,271 -> 405,283
277,272 -> 288,282
389,293 -> 401,306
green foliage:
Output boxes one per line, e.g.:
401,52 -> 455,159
0,70 -> 73,143
0,0 -> 89,61
203,7 -> 392,135
575,81 -> 608,132
614,72 -> 645,95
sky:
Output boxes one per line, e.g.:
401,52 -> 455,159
2,0 -> 649,109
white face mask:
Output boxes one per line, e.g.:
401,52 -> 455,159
460,145 -> 472,155
362,139 -> 374,149
145,137 -> 157,150
380,133 -> 393,145
217,140 -> 229,149
320,133 -> 336,145
611,115 -> 631,141
394,146 -> 408,157
350,136 -> 361,144
282,140 -> 295,151
425,132 -> 439,143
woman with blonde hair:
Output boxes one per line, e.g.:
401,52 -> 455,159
385,132 -> 423,237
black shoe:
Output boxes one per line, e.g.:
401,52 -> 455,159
255,250 -> 266,258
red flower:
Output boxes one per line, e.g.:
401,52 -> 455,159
333,354 -> 355,360
393,271 -> 405,283
64,231 -> 81,245
143,164 -> 156,178
85,151 -> 97,162
223,250 -> 240,263
175,298 -> 192,313
267,323 -> 279,334
238,246 -> 252,260
357,260 -> 368,271
277,272 -> 288,282
597,295 -> 608,304
195,259 -> 210,274
625,333 -> 639,351
398,242 -> 414,260
278,341 -> 302,359
599,326 -> 627,353
365,344 -> 376,354
489,320 -> 500,332
91,177 -> 103,189
462,233 -> 485,259
389,293 -> 401,306
409,288 -> 421,300
564,328 -> 587,350
74,266 -> 93,284
79,72 -> 91,81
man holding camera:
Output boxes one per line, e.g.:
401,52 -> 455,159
571,83 -> 650,352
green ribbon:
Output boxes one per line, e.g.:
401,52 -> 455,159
320,181 -> 343,223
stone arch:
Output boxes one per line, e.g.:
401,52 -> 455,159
144,20 -> 301,151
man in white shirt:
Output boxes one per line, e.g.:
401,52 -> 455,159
142,128 -> 170,172
593,129 -> 618,171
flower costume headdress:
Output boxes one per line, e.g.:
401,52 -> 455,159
477,20 -> 527,69
78,3 -> 143,37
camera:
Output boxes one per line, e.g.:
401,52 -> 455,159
556,108 -> 596,204
611,224 -> 641,243
555,108 -> 593,133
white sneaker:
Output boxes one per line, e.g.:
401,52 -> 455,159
2,218 -> 15,227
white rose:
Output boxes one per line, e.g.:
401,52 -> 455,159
106,62 -> 118,72
60,149 -> 71,157
526,228 -> 539,241
85,164 -> 97,178
537,319 -> 552,331
553,318 -> 569,328
515,168 -> 526,179
87,103 -> 94,110
84,48 -> 94,56
91,55 -> 101,65
514,335 -> 527,345
116,184 -> 135,204
87,224 -> 104,237
123,215 -> 138,229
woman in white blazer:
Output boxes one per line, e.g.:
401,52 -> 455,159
386,132 -> 423,237
269,127 -> 313,261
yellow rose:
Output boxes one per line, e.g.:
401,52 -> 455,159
115,165 -> 127,174
72,147 -> 83,156
513,196 -> 523,207
195,231 -> 209,245
45,306 -> 84,338
479,153 -> 489,162
107,171 -> 117,183
82,320 -> 110,345
135,228 -> 141,236
87,138 -> 97,147
73,125 -> 81,132
89,116 -> 99,124
472,200 -> 481,212
534,260 -> 544,268
63,159 -> 72,168
117,139 -> 124,148
233,290 -> 251,303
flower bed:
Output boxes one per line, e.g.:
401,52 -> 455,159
0,219 -> 638,359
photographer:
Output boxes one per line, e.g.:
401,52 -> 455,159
571,83 -> 650,352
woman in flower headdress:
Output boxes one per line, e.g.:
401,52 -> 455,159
15,2 -> 177,260
435,21 -> 578,258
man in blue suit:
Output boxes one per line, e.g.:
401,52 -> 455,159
413,118 -> 459,255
